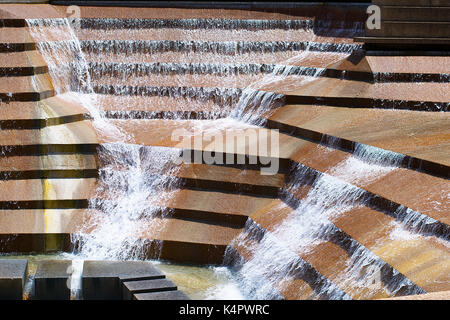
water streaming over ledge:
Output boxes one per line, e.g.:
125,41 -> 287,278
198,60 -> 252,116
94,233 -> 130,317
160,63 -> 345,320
23,16 -> 443,300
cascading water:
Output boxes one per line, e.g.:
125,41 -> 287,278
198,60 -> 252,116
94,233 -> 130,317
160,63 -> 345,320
24,15 -> 432,301
26,18 -> 186,261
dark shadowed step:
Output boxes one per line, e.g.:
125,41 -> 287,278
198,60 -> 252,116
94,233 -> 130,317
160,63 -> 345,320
0,259 -> 28,300
122,278 -> 177,300
33,260 -> 71,300
82,260 -> 166,300
133,290 -> 190,300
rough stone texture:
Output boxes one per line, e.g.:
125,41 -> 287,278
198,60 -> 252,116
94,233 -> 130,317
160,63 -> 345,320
33,260 -> 71,300
380,290 -> 450,300
122,279 -> 177,300
82,260 -> 165,300
0,259 -> 28,300
134,290 -> 190,300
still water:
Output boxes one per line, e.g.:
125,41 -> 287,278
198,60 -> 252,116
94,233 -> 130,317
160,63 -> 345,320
0,253 -> 245,300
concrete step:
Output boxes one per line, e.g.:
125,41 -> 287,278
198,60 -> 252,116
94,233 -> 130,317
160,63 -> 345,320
76,28 -> 352,45
82,260 -> 166,300
0,259 -> 28,300
33,260 -> 71,300
133,290 -> 190,300
331,206 -> 450,293
122,278 -> 177,300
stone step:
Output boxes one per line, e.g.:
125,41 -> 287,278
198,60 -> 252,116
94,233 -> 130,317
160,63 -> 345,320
266,104 -> 450,168
0,74 -> 53,93
81,260 -> 166,300
33,260 -> 71,300
76,28 -> 353,45
83,49 -> 349,69
275,76 -> 450,105
0,259 -> 28,300
250,207 -> 426,299
326,55 -> 450,74
331,206 -> 450,293
133,290 -> 190,300
84,61 -> 450,84
122,278 -> 177,300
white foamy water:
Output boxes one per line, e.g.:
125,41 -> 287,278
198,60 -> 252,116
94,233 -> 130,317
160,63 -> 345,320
26,18 -> 183,261
225,144 -> 429,299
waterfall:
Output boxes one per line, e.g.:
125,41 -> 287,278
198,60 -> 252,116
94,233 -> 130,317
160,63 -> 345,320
26,18 -> 184,261
225,144 -> 431,299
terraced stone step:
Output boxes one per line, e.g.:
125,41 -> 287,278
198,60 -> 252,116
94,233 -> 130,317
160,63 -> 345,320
331,206 -> 450,293
249,206 -> 428,299
264,104 -> 450,168
228,227 -> 351,300
76,28 -> 356,45
85,61 -> 450,83
81,39 -> 360,56
88,84 -> 448,112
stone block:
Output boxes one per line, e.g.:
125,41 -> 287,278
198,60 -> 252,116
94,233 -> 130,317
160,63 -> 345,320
122,279 -> 177,300
0,259 -> 28,300
82,260 -> 165,300
133,290 -> 190,300
33,260 -> 71,300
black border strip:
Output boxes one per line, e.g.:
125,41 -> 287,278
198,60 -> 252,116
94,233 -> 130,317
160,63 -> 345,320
0,144 -> 99,157
0,90 -> 55,102
285,95 -> 449,112
0,43 -> 36,53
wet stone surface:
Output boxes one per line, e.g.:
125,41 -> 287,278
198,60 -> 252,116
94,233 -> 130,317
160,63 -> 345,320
82,260 -> 166,300
33,260 -> 71,300
122,278 -> 177,300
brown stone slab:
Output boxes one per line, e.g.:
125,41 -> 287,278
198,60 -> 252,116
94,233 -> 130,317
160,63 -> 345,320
0,209 -> 88,234
268,105 -> 450,166
330,55 -> 450,75
77,28 -> 354,45
0,154 -> 97,171
272,77 -> 450,104
0,178 -> 96,201
380,290 -> 450,300
0,74 -> 53,92
250,205 -> 391,299
138,217 -> 242,246
0,51 -> 46,68
331,206 -> 450,293
0,120 -> 97,145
